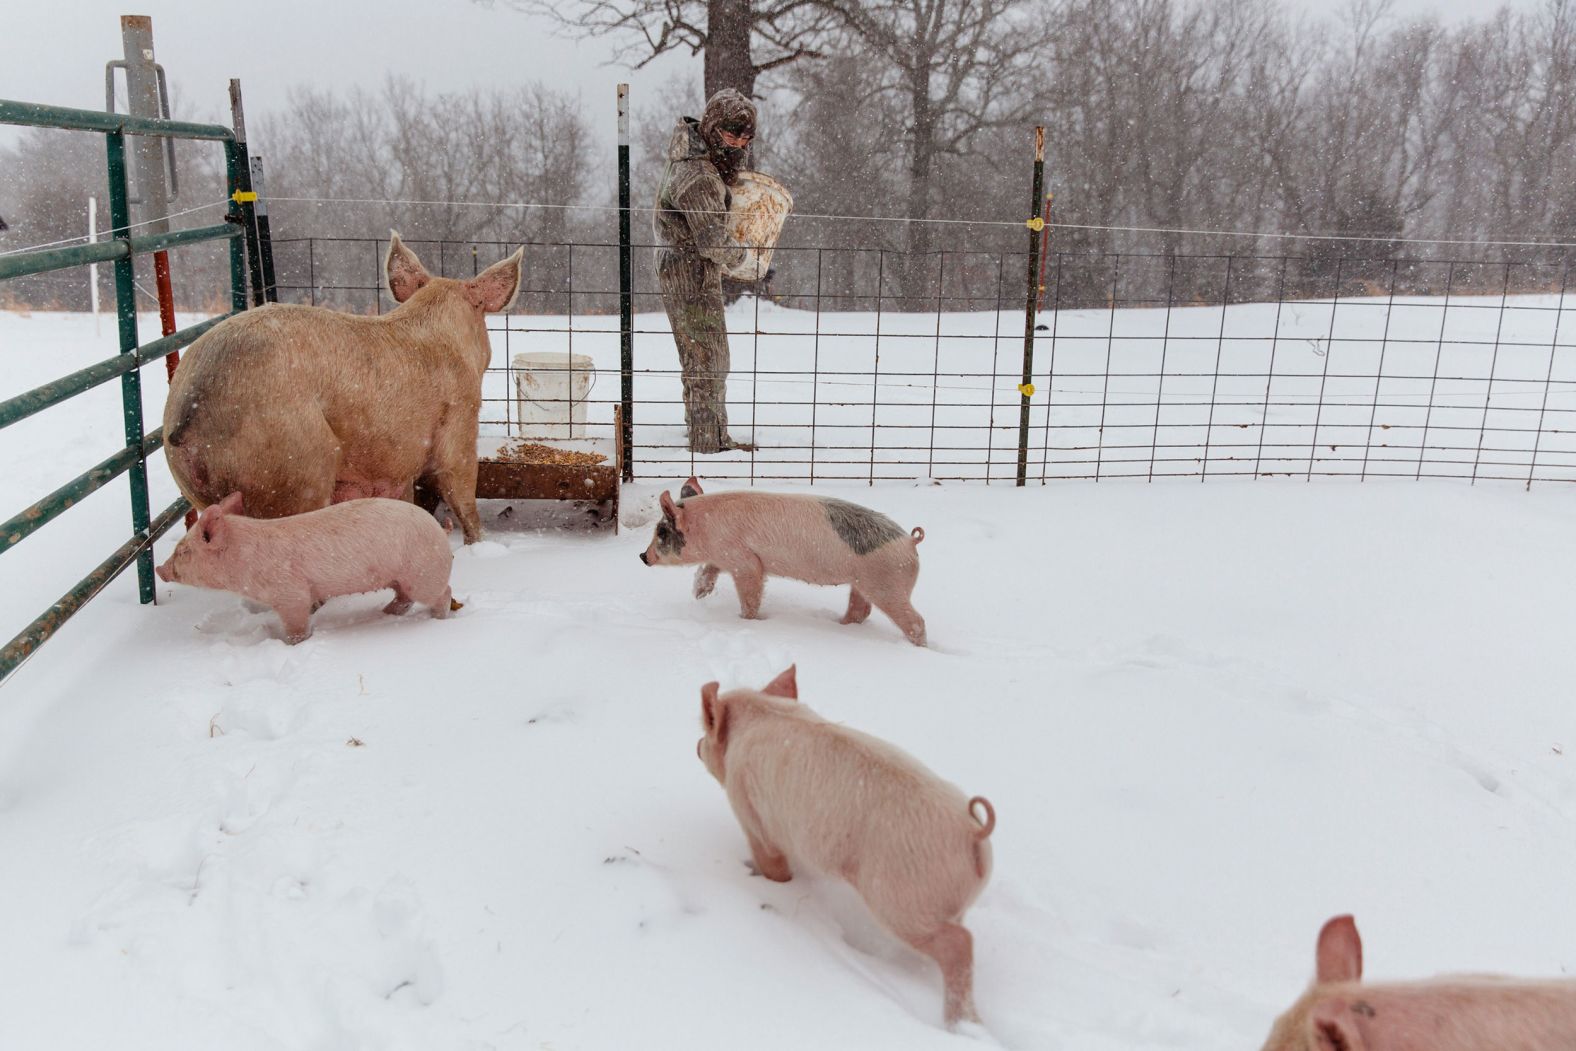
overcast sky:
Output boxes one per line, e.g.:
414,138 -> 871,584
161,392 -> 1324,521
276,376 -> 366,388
0,0 -> 1543,156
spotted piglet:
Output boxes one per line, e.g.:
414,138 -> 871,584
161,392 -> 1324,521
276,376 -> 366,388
639,477 -> 927,646
697,666 -> 995,1028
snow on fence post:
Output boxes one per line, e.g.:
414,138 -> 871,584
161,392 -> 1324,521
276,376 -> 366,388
1016,126 -> 1047,487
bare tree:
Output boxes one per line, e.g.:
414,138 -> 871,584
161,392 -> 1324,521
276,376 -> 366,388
493,0 -> 830,98
810,0 -> 1050,301
253,78 -> 596,309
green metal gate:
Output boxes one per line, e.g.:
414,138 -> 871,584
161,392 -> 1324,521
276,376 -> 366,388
0,99 -> 259,685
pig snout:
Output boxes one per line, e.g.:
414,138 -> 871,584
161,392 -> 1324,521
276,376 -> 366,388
155,561 -> 173,583
639,550 -> 650,565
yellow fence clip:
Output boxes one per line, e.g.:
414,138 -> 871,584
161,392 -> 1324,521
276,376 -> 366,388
1017,382 -> 1036,397
231,190 -> 259,203
1025,217 -> 1045,232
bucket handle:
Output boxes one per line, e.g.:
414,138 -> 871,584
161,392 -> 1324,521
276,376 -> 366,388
514,357 -> 597,412
572,364 -> 597,414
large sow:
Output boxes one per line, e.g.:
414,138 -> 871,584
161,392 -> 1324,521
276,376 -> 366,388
162,232 -> 522,543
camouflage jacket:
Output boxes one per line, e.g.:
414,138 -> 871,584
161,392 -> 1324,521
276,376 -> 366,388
652,117 -> 748,272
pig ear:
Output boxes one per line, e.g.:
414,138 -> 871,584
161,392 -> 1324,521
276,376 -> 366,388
216,491 -> 245,516
679,476 -> 703,499
197,503 -> 229,545
196,501 -> 223,528
465,247 -> 523,313
1315,915 -> 1362,984
761,664 -> 797,700
700,682 -> 729,743
385,231 -> 431,304
660,491 -> 678,521
1309,1002 -> 1365,1051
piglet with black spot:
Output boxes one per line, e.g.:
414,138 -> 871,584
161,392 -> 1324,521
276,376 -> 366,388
639,477 -> 927,645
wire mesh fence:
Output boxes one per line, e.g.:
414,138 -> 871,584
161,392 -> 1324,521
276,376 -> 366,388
268,236 -> 1576,487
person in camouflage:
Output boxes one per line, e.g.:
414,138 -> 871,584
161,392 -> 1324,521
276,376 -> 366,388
653,88 -> 759,454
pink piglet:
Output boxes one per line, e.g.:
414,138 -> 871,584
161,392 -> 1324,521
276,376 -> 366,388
1260,914 -> 1576,1051
697,665 -> 994,1028
156,492 -> 455,644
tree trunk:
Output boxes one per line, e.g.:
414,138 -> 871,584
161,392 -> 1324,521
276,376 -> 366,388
903,70 -> 936,306
706,0 -> 757,100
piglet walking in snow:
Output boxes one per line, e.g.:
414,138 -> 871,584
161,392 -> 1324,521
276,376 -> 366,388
696,666 -> 995,1028
1260,914 -> 1576,1051
156,493 -> 455,644
640,477 -> 928,646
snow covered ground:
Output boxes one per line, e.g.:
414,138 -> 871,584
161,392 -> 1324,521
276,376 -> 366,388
3,306 -> 1576,1050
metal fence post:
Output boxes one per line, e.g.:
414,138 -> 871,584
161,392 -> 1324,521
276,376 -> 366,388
229,80 -> 267,307
1471,261 -> 1513,485
249,154 -> 279,302
106,130 -> 155,604
1200,255 -> 1234,482
112,17 -> 182,380
618,83 -> 634,482
1527,262 -> 1571,490
223,142 -> 248,313
1015,126 -> 1046,487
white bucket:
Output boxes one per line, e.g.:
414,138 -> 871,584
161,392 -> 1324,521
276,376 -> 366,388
513,352 -> 597,441
721,171 -> 794,282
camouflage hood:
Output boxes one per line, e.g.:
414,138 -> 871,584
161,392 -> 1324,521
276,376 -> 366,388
698,89 -> 756,146
695,88 -> 756,186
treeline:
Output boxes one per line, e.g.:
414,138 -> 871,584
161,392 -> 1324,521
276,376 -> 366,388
3,0 -> 1574,312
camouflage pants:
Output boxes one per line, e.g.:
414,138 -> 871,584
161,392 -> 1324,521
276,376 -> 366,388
657,249 -> 732,453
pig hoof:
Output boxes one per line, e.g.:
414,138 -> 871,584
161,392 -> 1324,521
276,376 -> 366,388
448,598 -> 464,612
692,565 -> 721,598
284,631 -> 312,645
745,857 -> 792,881
383,599 -> 414,616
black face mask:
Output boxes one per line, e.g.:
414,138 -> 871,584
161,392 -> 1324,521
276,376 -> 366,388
709,141 -> 749,185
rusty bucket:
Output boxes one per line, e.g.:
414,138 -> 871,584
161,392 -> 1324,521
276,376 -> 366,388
722,171 -> 793,282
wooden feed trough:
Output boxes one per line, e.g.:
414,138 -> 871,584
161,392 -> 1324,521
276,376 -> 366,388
421,407 -> 622,530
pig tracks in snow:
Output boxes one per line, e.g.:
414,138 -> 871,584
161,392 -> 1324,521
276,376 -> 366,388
70,628 -> 446,1044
